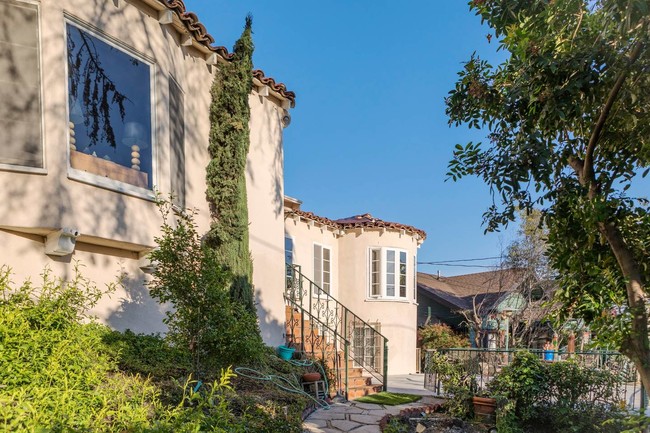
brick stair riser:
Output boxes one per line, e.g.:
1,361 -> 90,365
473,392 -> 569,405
347,384 -> 384,400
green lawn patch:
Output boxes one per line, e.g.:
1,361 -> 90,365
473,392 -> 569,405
355,392 -> 422,405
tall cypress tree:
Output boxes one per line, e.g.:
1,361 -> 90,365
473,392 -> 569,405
205,16 -> 254,311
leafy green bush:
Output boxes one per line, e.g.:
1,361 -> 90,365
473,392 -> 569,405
488,351 -> 546,424
425,350 -> 477,418
488,351 -> 626,432
0,265 -> 305,432
148,198 -> 264,377
420,323 -> 469,350
0,265 -> 161,432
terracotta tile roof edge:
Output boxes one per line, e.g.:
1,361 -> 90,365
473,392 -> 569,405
285,209 -> 427,240
253,70 -> 296,108
158,0 -> 296,107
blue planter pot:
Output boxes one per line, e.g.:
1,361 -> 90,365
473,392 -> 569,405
277,345 -> 295,360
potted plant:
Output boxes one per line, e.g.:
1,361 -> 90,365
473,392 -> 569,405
472,391 -> 497,417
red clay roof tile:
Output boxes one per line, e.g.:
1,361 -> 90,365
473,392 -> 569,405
158,0 -> 296,106
286,209 -> 427,240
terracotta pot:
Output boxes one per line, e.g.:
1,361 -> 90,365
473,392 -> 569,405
472,396 -> 497,416
302,372 -> 322,382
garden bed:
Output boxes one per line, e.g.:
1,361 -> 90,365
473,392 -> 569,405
379,403 -> 493,433
382,412 -> 490,433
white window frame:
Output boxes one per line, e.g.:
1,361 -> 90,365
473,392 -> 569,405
368,247 -> 408,300
0,0 -> 46,174
313,243 -> 332,295
64,16 -> 157,200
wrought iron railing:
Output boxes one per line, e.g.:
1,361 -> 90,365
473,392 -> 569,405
284,264 -> 389,397
423,348 -> 646,410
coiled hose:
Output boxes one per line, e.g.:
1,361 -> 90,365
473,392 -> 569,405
234,357 -> 331,410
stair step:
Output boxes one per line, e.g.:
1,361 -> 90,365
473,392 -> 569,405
346,375 -> 373,387
347,384 -> 383,400
345,367 -> 364,377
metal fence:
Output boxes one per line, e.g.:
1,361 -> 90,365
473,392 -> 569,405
423,348 -> 646,411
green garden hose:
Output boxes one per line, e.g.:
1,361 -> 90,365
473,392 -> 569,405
234,357 -> 331,410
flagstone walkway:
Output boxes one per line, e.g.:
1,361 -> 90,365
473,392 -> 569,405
302,396 -> 444,433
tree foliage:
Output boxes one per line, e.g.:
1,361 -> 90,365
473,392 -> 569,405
205,16 -> 255,311
446,0 -> 650,388
420,323 -> 470,349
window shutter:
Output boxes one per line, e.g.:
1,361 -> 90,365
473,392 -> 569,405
313,244 -> 322,288
169,77 -> 185,207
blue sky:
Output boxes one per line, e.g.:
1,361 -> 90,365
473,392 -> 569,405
184,1 -> 517,276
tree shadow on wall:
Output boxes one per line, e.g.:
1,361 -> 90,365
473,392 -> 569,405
255,286 -> 286,347
106,272 -> 169,335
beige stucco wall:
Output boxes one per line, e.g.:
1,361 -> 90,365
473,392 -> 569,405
247,92 -> 287,346
0,0 -> 288,343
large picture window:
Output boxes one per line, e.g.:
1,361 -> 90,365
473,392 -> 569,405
313,244 -> 331,294
66,22 -> 152,189
368,247 -> 408,299
0,1 -> 43,169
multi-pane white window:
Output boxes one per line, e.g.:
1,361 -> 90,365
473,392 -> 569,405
370,248 -> 381,297
368,247 -> 408,299
413,255 -> 417,300
313,244 -> 331,294
285,236 -> 294,266
352,324 -> 381,369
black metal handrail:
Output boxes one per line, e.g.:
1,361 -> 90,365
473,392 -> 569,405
285,264 -> 389,395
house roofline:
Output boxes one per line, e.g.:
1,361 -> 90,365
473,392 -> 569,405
132,0 -> 296,107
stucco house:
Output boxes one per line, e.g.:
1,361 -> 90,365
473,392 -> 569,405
284,197 -> 426,396
0,0 -> 294,346
1,0 -> 427,399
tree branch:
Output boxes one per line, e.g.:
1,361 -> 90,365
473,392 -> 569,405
583,40 -> 645,195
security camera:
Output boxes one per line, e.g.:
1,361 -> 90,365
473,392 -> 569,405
62,227 -> 80,238
44,228 -> 80,256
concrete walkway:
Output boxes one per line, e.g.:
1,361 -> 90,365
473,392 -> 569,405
303,374 -> 443,433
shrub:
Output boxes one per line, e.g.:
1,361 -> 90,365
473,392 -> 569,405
101,329 -> 191,378
0,265 -> 162,432
488,351 -> 627,432
0,265 -> 295,433
420,323 -> 469,350
148,198 -> 264,377
425,350 -> 476,418
488,351 -> 547,423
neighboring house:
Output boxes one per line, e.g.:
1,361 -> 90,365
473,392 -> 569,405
284,196 -> 426,380
417,270 -> 530,348
0,0 -> 294,346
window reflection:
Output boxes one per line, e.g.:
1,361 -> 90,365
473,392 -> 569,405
66,23 -> 152,189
